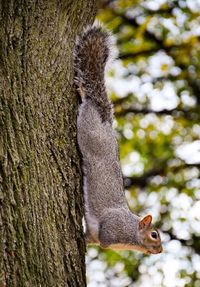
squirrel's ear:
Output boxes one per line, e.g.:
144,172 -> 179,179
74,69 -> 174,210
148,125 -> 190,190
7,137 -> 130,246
139,214 -> 152,230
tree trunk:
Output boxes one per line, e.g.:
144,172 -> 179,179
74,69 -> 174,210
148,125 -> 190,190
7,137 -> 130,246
0,1 -> 96,286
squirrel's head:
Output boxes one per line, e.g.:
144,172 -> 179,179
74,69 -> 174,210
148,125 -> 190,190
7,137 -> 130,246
138,214 -> 163,255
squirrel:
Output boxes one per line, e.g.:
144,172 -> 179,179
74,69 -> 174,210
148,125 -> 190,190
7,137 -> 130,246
74,24 -> 163,255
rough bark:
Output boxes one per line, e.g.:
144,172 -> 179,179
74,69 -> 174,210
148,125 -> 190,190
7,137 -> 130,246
0,1 -> 96,286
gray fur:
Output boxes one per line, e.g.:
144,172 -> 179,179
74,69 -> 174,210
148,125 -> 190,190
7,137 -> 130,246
74,25 -> 162,254
74,25 -> 112,122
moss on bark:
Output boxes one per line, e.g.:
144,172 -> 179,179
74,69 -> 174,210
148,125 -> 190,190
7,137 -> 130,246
0,1 -> 96,286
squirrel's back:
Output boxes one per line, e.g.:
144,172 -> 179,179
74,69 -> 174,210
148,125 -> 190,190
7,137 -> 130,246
74,25 -> 114,122
74,25 -> 163,254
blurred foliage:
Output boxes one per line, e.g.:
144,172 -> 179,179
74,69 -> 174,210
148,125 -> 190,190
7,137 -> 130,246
87,1 -> 200,286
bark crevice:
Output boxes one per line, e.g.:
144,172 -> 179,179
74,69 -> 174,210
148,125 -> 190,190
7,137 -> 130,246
0,1 -> 96,286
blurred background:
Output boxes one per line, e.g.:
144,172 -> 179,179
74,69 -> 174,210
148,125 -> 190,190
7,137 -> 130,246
86,1 -> 200,286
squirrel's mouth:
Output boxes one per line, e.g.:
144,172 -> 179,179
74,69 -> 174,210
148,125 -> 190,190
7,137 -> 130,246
147,246 -> 163,255
151,246 -> 163,254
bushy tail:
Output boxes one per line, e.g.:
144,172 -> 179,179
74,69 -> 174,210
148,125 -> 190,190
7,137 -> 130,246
74,25 -> 114,122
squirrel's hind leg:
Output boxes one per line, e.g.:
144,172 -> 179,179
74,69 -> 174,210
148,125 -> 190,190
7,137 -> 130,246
84,214 -> 100,245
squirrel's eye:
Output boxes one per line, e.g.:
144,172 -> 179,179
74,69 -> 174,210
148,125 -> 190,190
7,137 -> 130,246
151,231 -> 158,239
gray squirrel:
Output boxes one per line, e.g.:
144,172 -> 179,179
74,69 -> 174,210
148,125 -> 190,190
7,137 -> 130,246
74,25 -> 162,254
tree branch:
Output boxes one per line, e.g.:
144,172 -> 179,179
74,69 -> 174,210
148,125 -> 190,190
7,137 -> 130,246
112,10 -> 200,99
114,107 -> 200,120
124,166 -> 166,188
124,162 -> 200,188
